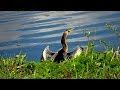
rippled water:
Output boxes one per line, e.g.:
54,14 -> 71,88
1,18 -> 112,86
0,11 -> 120,61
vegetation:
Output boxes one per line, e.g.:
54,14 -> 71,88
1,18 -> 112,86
0,24 -> 120,79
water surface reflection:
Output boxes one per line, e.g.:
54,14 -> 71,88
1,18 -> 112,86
0,11 -> 120,61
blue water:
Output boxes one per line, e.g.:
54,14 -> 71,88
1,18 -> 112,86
0,11 -> 120,61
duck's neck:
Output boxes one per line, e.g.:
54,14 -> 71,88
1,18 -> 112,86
61,33 -> 68,52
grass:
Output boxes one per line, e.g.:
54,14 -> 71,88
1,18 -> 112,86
0,24 -> 120,79
0,48 -> 120,79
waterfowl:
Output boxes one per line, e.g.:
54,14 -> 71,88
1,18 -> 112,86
40,28 -> 83,63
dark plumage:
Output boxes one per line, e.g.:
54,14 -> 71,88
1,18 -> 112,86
40,28 -> 83,63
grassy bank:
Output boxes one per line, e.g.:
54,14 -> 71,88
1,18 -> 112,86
0,24 -> 120,79
0,47 -> 120,79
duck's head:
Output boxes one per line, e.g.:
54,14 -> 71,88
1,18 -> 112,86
64,28 -> 74,35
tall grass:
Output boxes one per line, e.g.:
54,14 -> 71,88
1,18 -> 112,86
0,24 -> 120,79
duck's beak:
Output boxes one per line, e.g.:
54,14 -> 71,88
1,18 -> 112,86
67,28 -> 74,32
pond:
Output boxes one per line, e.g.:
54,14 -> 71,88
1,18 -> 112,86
0,11 -> 120,61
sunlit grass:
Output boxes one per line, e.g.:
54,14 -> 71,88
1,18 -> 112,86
0,47 -> 119,79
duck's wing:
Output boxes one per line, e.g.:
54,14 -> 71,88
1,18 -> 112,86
67,46 -> 83,59
40,46 -> 55,61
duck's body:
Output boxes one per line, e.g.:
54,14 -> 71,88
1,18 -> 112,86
40,28 -> 83,63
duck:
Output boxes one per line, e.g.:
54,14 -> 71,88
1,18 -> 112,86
40,28 -> 83,63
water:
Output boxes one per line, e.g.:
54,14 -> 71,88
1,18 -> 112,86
0,11 -> 120,61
